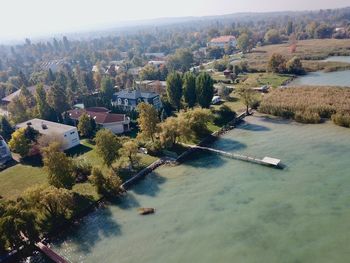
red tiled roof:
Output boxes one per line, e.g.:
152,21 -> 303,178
67,109 -> 125,124
210,35 -> 236,43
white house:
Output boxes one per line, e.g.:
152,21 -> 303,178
207,35 -> 237,48
16,119 -> 80,150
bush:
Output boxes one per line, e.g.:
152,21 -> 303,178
294,111 -> 321,124
332,113 -> 350,127
72,158 -> 92,183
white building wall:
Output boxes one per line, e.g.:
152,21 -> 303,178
62,128 -> 80,150
102,122 -> 126,134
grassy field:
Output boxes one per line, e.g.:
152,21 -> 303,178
0,139 -> 158,200
245,39 -> 350,72
237,72 -> 293,87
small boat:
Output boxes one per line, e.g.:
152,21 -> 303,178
138,208 -> 155,215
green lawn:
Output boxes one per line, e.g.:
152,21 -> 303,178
0,163 -> 47,199
237,72 -> 293,88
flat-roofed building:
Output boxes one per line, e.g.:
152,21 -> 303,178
16,119 -> 80,150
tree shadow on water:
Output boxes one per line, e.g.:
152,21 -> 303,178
182,151 -> 229,169
131,172 -> 167,197
111,193 -> 140,210
55,207 -> 122,254
236,121 -> 271,132
214,137 -> 247,152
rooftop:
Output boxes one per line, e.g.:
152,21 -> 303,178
210,35 -> 236,43
114,89 -> 159,100
2,85 -> 51,103
16,119 -> 76,135
67,108 -> 127,124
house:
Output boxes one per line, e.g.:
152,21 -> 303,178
148,60 -> 166,67
211,96 -> 221,105
112,89 -> 162,110
207,35 -> 237,48
135,80 -> 167,94
0,136 -> 12,165
144,53 -> 166,59
66,107 -> 130,134
16,119 -> 80,150
2,85 -> 51,105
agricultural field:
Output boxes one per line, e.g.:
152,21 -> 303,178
245,39 -> 350,72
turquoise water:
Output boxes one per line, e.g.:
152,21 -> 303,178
43,116 -> 350,263
288,70 -> 350,86
323,56 -> 350,63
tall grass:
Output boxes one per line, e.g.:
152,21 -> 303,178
259,87 -> 350,127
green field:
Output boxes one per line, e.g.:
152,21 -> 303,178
0,139 -> 158,200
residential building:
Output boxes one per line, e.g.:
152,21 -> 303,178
112,89 -> 162,110
148,60 -> 166,67
67,107 -> 130,134
0,136 -> 12,165
1,85 -> 51,105
135,80 -> 167,94
16,119 -> 80,150
144,53 -> 166,59
207,35 -> 237,48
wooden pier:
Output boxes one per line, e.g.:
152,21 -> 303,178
35,242 -> 69,263
192,146 -> 282,168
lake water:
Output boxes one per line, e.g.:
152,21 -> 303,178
288,56 -> 350,86
288,70 -> 350,86
323,56 -> 350,63
36,115 -> 350,263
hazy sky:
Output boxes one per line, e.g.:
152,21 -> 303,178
0,0 -> 349,41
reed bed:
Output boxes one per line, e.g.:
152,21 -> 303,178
259,86 -> 350,127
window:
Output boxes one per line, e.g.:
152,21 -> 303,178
124,99 -> 128,105
117,98 -> 122,105
70,131 -> 75,135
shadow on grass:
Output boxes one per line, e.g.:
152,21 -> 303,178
66,144 -> 93,157
21,155 -> 43,167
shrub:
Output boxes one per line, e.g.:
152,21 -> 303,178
332,113 -> 350,127
294,111 -> 321,124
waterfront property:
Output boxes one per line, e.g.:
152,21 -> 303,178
45,116 -> 350,263
16,119 -> 80,150
67,107 -> 130,134
111,89 -> 162,110
207,35 -> 237,48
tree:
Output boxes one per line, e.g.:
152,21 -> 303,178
0,200 -> 38,250
100,76 -> 115,104
196,72 -> 214,108
206,46 -> 224,59
137,103 -> 159,142
314,24 -> 334,39
166,72 -> 183,111
24,185 -> 74,223
119,140 -> 140,169
182,72 -> 196,108
94,129 -> 121,167
286,56 -> 305,75
158,116 -> 188,148
237,33 -> 250,53
267,53 -> 287,73
8,97 -> 29,124
140,65 -> 159,80
8,128 -> 31,158
236,86 -> 256,114
167,48 -> 193,72
90,167 -> 123,197
264,29 -> 281,44
77,113 -> 93,138
47,83 -> 69,119
183,108 -> 213,138
286,21 -> 293,35
35,84 -> 55,121
42,143 -> 75,189
0,117 -> 14,141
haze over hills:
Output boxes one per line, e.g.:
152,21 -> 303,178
1,6 -> 350,44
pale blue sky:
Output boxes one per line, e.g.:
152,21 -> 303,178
0,0 -> 349,41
